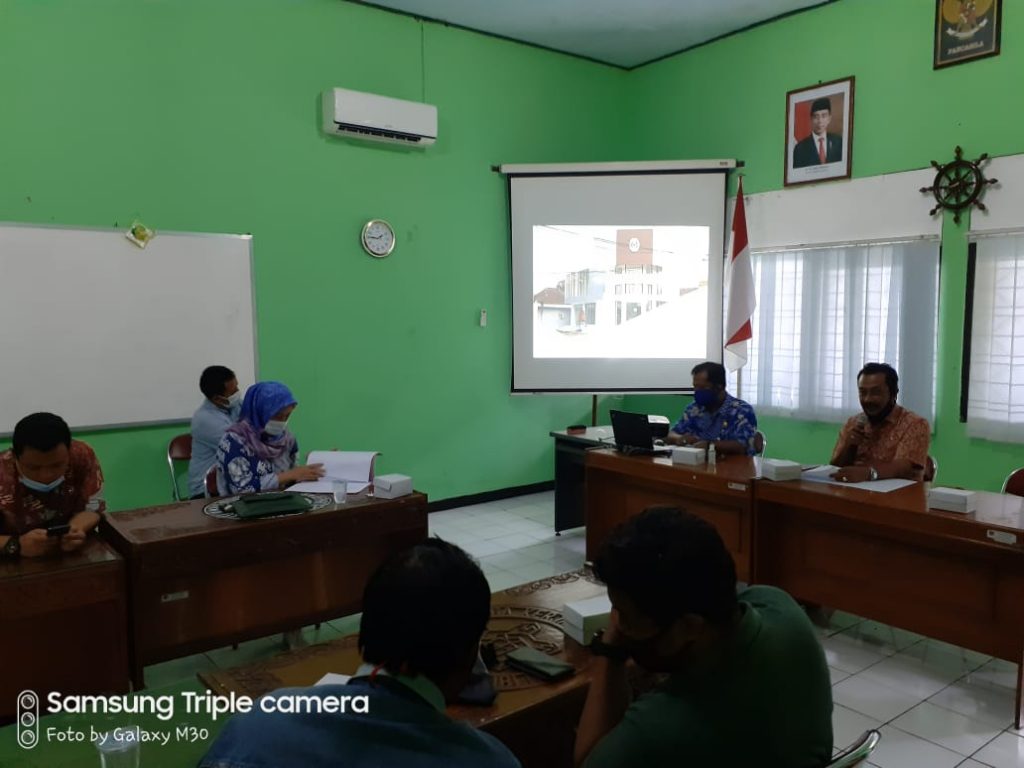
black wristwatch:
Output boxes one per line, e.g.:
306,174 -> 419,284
590,629 -> 630,662
1,535 -> 21,559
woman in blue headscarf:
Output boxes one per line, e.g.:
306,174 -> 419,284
214,381 -> 324,495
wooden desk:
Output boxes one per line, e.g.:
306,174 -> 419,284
102,492 -> 428,689
200,570 -> 607,768
0,538 -> 129,722
584,449 -> 759,580
755,480 -> 1024,726
550,427 -> 613,534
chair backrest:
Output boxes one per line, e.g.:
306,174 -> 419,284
826,729 -> 881,767
1003,467 -> 1024,497
924,455 -> 937,483
167,434 -> 193,501
826,729 -> 881,768
752,430 -> 766,456
205,465 -> 219,498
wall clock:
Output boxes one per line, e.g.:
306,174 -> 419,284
361,219 -> 395,258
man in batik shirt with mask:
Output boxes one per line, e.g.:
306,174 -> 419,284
0,412 -> 105,559
665,362 -> 758,456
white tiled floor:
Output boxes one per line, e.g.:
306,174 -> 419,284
428,491 -> 586,591
431,490 -> 1024,768
821,616 -> 1024,767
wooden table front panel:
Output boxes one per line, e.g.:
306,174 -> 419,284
103,493 -> 428,684
585,450 -> 757,581
0,538 -> 129,720
755,482 -> 1024,662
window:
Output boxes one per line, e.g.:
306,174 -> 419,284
728,240 -> 939,423
965,233 -> 1024,442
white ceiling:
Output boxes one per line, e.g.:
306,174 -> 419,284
355,0 -> 834,68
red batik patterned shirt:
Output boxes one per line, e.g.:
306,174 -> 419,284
831,405 -> 931,481
0,440 -> 106,535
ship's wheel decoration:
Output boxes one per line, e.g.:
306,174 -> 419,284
920,146 -> 998,224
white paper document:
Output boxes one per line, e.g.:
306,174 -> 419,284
314,673 -> 352,686
290,450 -> 379,494
801,464 -> 917,493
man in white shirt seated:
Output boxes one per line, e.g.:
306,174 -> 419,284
187,365 -> 240,498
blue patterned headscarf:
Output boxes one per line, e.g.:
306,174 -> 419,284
225,381 -> 297,460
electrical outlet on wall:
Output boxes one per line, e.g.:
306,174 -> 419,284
479,309 -> 487,327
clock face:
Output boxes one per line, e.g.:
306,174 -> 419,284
361,219 -> 395,258
628,237 -> 641,253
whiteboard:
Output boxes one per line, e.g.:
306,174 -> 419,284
0,223 -> 257,433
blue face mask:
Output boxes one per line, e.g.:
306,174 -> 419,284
20,474 -> 64,493
694,388 -> 718,408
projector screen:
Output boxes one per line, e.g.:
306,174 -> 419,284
508,170 -> 728,392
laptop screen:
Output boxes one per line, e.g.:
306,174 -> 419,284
609,410 -> 655,451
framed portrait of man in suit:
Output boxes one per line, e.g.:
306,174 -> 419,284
784,77 -> 854,187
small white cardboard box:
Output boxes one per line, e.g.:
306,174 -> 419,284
373,473 -> 413,499
563,594 -> 612,644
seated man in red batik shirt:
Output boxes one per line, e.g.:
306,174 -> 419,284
0,412 -> 105,559
830,363 -> 931,483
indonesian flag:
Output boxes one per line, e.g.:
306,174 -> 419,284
724,177 -> 755,371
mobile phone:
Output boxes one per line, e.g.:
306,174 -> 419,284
46,523 -> 71,537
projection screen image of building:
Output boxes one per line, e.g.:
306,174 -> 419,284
533,225 -> 710,359
509,171 -> 727,392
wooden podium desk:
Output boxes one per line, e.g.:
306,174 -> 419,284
102,492 -> 428,689
755,479 -> 1024,726
200,570 -> 606,768
549,427 -> 613,534
0,538 -> 129,722
584,449 -> 759,581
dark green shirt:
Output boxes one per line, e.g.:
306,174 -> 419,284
585,585 -> 833,768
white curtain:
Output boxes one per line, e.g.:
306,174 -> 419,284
729,240 -> 939,423
966,233 -> 1024,441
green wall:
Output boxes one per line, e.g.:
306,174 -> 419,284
0,0 -> 630,510
626,0 -> 1024,491
2,0 -> 1021,509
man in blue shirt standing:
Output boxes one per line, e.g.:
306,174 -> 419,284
665,362 -> 758,456
187,365 -> 241,498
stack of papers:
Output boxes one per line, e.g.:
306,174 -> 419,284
290,451 -> 379,494
801,464 -> 918,493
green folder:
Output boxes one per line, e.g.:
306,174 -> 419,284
229,492 -> 312,519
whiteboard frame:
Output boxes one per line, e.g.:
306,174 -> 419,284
0,221 -> 258,436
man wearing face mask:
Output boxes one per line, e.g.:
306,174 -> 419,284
664,361 -> 758,455
574,507 -> 833,768
0,413 -> 105,559
188,365 -> 242,499
830,362 -> 930,482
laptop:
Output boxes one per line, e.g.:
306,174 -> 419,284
610,410 -> 672,456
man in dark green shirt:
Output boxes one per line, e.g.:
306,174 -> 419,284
575,507 -> 833,768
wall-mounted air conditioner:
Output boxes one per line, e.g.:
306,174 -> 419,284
322,88 -> 437,147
